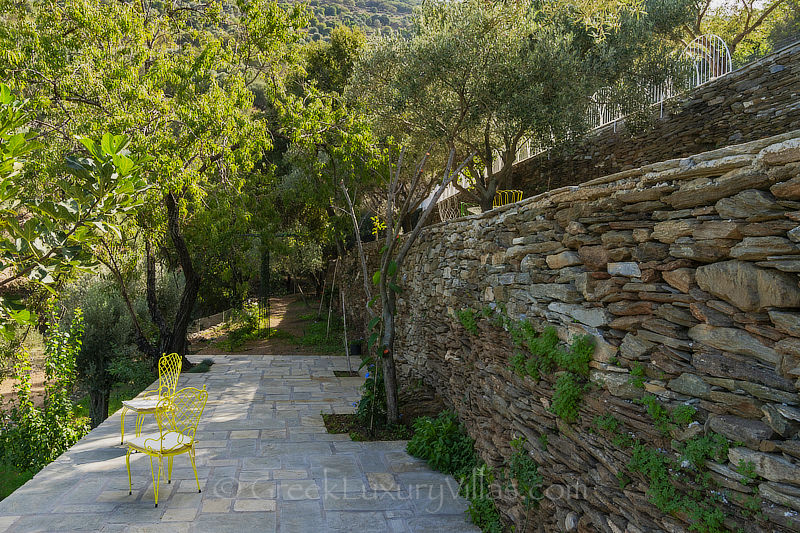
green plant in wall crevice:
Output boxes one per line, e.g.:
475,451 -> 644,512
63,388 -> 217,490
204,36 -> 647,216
463,306 -> 596,423
594,394 -> 763,532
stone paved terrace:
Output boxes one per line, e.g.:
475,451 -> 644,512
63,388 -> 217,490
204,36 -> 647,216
0,354 -> 479,533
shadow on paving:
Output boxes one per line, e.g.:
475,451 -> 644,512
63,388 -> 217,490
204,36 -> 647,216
0,354 -> 479,533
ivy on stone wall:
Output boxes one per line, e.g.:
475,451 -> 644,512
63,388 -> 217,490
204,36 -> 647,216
457,306 -> 595,422
593,398 -> 766,533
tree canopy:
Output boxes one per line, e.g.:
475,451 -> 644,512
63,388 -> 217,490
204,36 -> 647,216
349,0 -> 695,211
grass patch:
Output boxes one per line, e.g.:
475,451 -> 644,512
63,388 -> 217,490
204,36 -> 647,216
295,315 -> 345,355
0,462 -> 34,501
322,413 -> 412,441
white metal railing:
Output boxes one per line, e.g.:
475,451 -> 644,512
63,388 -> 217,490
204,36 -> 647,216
585,34 -> 731,131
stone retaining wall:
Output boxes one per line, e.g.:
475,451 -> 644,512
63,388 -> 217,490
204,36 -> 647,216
511,41 -> 800,196
341,130 -> 800,532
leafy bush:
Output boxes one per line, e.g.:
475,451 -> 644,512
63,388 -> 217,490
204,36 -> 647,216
355,361 -> 387,427
635,394 -> 673,436
62,269 -> 183,426
477,305 -> 595,422
407,411 -> 504,532
65,277 -> 137,427
407,411 -> 476,478
627,438 -> 730,533
671,404 -> 697,426
108,352 -> 155,390
628,362 -> 646,388
0,306 -> 89,470
461,463 -> 504,533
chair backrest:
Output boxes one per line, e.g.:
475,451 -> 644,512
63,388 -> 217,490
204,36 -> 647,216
156,386 -> 207,444
157,352 -> 182,398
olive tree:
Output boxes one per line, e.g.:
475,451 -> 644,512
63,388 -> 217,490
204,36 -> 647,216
350,0 -> 693,212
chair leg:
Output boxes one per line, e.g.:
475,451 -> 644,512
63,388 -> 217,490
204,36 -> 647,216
168,457 -> 173,484
120,407 -> 127,445
126,449 -> 132,495
149,455 -> 162,508
189,446 -> 201,493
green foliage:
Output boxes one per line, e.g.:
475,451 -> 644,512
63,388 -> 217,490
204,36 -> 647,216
0,461 -> 34,502
476,307 -> 595,422
538,433 -> 549,451
62,267 -> 183,426
407,411 -> 504,532
217,303 -> 267,350
628,362 -> 646,388
635,394 -> 674,436
595,408 -> 635,448
0,306 -> 89,471
736,460 -> 757,486
507,437 -> 543,508
671,404 -> 697,426
736,489 -> 763,519
550,373 -> 584,422
628,442 -> 681,514
457,308 -> 479,335
509,351 -> 527,377
351,0 -> 692,210
355,358 -> 387,428
297,314 -> 344,354
107,356 -> 156,391
406,411 -> 476,479
461,463 -> 504,533
0,86 -> 149,341
302,0 -> 419,38
626,434 -> 736,532
594,414 -> 621,433
678,433 -> 729,468
698,0 -> 799,67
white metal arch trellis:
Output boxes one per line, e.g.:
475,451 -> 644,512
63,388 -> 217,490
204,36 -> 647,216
683,34 -> 733,87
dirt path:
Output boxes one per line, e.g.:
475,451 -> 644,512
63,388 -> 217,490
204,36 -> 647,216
0,371 -> 47,407
190,295 -> 343,356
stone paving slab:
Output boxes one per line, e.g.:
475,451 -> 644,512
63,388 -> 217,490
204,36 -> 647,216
0,354 -> 479,532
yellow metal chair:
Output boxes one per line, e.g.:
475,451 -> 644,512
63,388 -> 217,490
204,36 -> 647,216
126,386 -> 207,507
120,352 -> 182,445
493,189 -> 523,208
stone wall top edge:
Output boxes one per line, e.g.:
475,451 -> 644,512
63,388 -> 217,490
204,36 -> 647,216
422,127 -> 800,234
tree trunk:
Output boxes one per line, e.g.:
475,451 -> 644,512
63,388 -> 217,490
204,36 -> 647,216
89,387 -> 110,428
480,173 -> 501,212
163,192 -> 201,370
381,293 -> 400,425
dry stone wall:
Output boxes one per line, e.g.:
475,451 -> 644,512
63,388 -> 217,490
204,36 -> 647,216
341,130 -> 800,532
511,41 -> 800,196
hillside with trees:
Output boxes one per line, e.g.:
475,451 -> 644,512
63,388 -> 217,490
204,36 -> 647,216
282,0 -> 420,40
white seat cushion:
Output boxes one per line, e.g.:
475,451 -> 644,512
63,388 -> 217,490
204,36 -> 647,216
122,397 -> 160,412
128,431 -> 193,453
